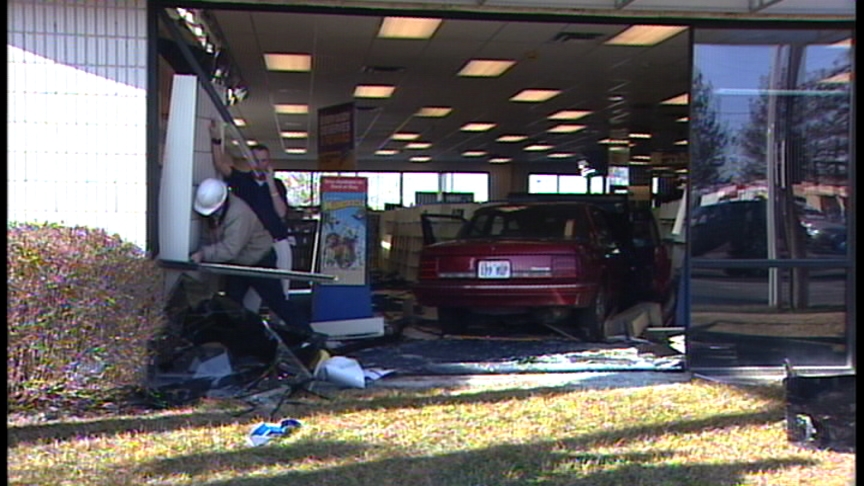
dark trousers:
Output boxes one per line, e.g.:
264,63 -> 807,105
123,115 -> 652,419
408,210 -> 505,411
225,250 -> 313,343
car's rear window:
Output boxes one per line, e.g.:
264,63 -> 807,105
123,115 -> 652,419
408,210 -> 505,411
460,205 -> 591,239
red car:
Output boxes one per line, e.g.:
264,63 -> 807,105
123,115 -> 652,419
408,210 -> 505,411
413,200 -> 635,340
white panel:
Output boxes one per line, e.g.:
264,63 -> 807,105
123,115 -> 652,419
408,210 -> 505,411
159,74 -> 198,261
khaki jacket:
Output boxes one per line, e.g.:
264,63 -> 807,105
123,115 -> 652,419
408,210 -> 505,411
199,194 -> 274,265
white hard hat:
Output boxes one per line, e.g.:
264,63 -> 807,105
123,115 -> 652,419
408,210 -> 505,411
194,178 -> 228,216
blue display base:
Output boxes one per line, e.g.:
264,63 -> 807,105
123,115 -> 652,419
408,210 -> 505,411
311,284 -> 374,322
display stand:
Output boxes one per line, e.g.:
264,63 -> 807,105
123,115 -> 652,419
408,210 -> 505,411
311,177 -> 385,340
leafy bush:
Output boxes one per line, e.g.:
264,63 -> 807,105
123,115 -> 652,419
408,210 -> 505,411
7,223 -> 167,412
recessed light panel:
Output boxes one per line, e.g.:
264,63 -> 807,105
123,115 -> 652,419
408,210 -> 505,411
354,85 -> 396,98
547,124 -> 586,133
410,156 -> 431,162
284,148 -> 307,154
274,104 -> 309,115
233,118 -> 247,127
378,17 -> 442,39
496,135 -> 528,143
662,93 -> 689,105
457,59 -> 516,77
548,153 -> 574,158
244,140 -> 258,146
510,89 -> 561,103
548,110 -> 591,120
461,122 -> 497,132
391,132 -> 420,141
415,106 -> 453,117
605,25 -> 687,46
375,149 -> 399,156
631,155 -> 652,161
674,139 -> 688,145
264,53 -> 312,71
405,142 -> 432,149
628,133 -> 652,139
524,144 -> 553,151
676,116 -> 689,122
489,157 -> 512,164
280,131 -> 308,139
599,138 -> 630,145
462,150 -> 487,157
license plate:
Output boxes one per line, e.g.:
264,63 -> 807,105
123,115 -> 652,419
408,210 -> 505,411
477,260 -> 511,279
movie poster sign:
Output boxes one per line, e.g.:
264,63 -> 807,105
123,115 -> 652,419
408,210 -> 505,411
319,176 -> 367,285
317,102 -> 356,171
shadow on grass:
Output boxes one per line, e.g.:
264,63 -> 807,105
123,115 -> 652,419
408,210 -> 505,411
8,379 -> 782,450
8,384 -> 615,447
125,408 -> 810,486
137,439 -> 371,478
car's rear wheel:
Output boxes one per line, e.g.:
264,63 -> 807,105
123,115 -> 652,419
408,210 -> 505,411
576,286 -> 610,342
437,307 -> 468,335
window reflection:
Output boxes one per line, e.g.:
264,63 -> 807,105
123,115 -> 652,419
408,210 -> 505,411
690,34 -> 851,261
689,29 -> 852,369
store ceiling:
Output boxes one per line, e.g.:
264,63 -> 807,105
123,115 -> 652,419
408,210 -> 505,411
187,5 -> 849,170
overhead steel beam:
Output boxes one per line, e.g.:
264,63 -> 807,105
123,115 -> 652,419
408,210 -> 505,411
615,0 -> 637,9
749,0 -> 785,13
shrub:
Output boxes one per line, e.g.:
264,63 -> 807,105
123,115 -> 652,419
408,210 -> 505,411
7,222 -> 167,413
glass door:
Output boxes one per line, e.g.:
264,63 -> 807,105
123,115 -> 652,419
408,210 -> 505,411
687,28 -> 854,372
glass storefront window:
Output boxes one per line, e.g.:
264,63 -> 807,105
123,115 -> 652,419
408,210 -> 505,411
401,172 -> 438,207
689,28 -> 853,369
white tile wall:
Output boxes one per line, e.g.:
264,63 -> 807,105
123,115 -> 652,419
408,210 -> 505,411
7,0 -> 148,249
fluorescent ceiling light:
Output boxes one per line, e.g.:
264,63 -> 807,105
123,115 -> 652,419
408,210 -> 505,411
509,89 -> 561,103
674,139 -> 688,145
462,150 -> 487,157
405,142 -> 432,149
391,132 -> 420,141
489,157 -> 512,164
376,149 -> 399,156
274,104 -> 309,115
233,118 -> 247,127
676,116 -> 689,122
284,148 -> 307,154
820,72 -> 851,83
378,17 -> 442,39
264,53 -> 312,72
415,106 -> 453,117
631,155 -> 652,161
675,168 -> 689,173
410,156 -> 431,162
354,85 -> 396,98
524,144 -> 553,151
461,122 -> 496,132
628,133 -> 652,139
496,135 -> 527,143
605,25 -> 687,46
629,161 -> 650,165
662,93 -> 689,105
280,131 -> 308,139
599,138 -> 630,145
548,152 -> 574,158
547,124 -> 586,133
457,59 -> 516,77
244,140 -> 258,146
548,110 -> 591,120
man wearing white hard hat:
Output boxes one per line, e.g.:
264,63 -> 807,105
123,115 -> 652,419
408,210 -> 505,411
190,178 -> 326,355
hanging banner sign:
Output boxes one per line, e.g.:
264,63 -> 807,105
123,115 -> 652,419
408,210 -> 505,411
317,102 -> 356,171
319,176 -> 367,286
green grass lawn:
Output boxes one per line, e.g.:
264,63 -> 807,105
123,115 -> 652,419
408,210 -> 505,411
7,378 -> 855,486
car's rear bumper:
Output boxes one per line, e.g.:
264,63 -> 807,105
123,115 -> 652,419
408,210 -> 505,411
413,280 -> 597,308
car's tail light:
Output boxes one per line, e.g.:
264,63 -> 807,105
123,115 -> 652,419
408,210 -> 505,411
419,256 -> 438,280
551,255 -> 579,277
